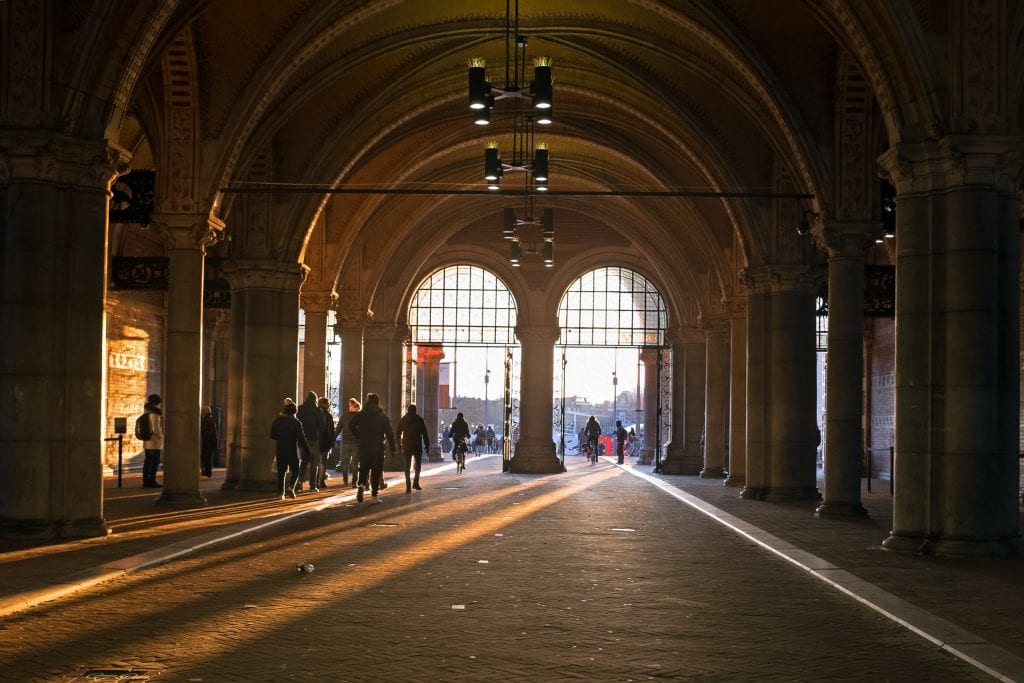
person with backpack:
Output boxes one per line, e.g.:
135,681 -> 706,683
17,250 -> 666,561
584,415 -> 602,464
349,392 -> 396,503
270,398 -> 311,499
137,393 -> 163,488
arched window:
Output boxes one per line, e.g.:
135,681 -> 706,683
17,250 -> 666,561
558,267 -> 667,346
409,265 -> 517,345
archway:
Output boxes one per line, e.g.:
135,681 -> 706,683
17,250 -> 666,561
407,265 -> 519,465
556,267 -> 669,468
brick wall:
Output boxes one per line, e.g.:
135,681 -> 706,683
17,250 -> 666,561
105,293 -> 165,467
867,318 -> 895,480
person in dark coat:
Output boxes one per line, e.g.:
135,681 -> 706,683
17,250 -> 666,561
317,396 -> 336,488
349,392 -> 395,503
270,398 -> 311,499
200,405 -> 217,478
395,404 -> 430,493
296,391 -> 326,492
614,420 -> 628,465
449,412 -> 470,453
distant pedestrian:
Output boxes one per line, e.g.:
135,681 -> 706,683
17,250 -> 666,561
614,420 -> 628,465
270,398 -> 310,499
317,397 -> 336,488
200,405 -> 217,478
296,391 -> 326,492
349,393 -> 395,503
396,404 -> 430,493
584,415 -> 602,461
337,398 -> 361,487
140,394 -> 163,488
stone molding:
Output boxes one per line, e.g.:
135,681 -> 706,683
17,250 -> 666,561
336,308 -> 372,330
300,290 -> 338,313
364,321 -> 398,342
878,135 -> 1024,196
722,296 -> 747,319
221,260 -> 308,292
0,132 -> 130,188
666,326 -> 702,346
152,214 -> 225,252
740,264 -> 817,294
812,220 -> 874,259
515,323 -> 560,345
697,313 -> 730,336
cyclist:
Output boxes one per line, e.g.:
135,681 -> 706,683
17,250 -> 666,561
584,415 -> 602,465
449,411 -> 471,473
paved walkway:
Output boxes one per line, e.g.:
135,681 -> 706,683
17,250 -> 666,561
0,454 -> 1021,681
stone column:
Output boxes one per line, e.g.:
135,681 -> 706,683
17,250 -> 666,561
337,309 -> 367,406
661,329 -> 703,474
223,261 -> 307,492
223,283 -> 246,489
417,344 -> 444,462
382,325 -> 409,471
880,139 -> 1022,556
637,347 -> 662,466
364,321 -> 399,462
153,216 -> 224,506
0,134 -> 128,538
724,300 -> 747,487
510,324 -> 562,473
700,317 -> 730,479
815,223 -> 870,517
741,266 -> 818,501
301,291 -> 336,399
741,280 -> 770,500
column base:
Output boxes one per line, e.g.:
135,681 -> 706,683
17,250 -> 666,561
221,477 -> 239,491
637,447 -> 655,466
723,474 -> 745,487
509,441 -> 562,474
660,447 -> 701,475
815,501 -> 868,518
155,491 -> 207,506
884,532 -> 1024,557
699,467 -> 727,479
0,517 -> 111,539
427,446 -> 444,463
763,486 -> 821,502
739,485 -> 764,500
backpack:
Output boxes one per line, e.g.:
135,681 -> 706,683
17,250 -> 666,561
135,413 -> 152,441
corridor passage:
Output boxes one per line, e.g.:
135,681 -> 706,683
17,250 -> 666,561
0,457 -> 993,681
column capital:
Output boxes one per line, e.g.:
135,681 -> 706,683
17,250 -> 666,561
0,131 -> 130,188
740,264 -> 818,294
638,346 -> 667,364
515,323 -> 560,344
300,289 -> 338,314
878,135 -> 1024,195
416,343 -> 445,364
364,321 -> 398,342
811,220 -> 874,259
697,313 -> 730,336
152,214 -> 225,252
667,326 -> 703,346
336,307 -> 372,330
221,259 -> 308,292
722,296 -> 747,318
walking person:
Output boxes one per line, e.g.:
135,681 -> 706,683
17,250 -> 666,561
396,404 -> 430,493
296,391 -> 326,492
270,398 -> 310,499
614,419 -> 628,465
336,398 -> 361,487
140,394 -> 163,488
349,392 -> 395,504
584,415 -> 602,464
317,397 -> 336,488
200,405 -> 217,478
449,412 -> 470,472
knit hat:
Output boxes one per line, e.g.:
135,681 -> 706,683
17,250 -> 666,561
147,393 -> 162,405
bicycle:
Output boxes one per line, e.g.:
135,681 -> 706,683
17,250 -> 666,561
454,439 -> 468,474
584,438 -> 599,465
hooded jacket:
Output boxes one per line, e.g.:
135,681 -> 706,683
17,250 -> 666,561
396,409 -> 430,456
271,408 -> 311,460
296,392 -> 325,445
349,403 -> 395,455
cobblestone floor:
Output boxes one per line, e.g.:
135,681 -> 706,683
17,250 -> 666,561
1,455 -> 1012,681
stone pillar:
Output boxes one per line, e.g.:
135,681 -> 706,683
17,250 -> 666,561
0,135 -> 128,538
661,329 -> 703,474
815,223 -> 870,517
223,282 -> 246,489
510,324 -> 562,473
700,317 -> 730,479
337,309 -> 367,406
741,266 -> 819,501
724,301 -> 747,487
301,291 -> 336,399
364,321 -> 399,460
153,216 -> 224,506
387,326 -> 408,423
418,344 -> 444,462
880,139 -> 1022,556
223,261 -> 306,492
637,347 -> 662,466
